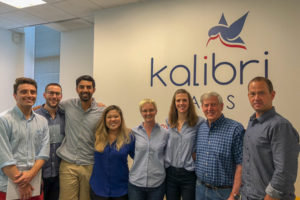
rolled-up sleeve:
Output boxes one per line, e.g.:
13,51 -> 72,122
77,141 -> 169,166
0,118 -> 17,172
266,122 -> 299,198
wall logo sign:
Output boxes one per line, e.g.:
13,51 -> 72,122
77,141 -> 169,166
206,12 -> 249,50
150,11 -> 269,110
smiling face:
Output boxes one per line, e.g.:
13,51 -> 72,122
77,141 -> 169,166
44,85 -> 62,109
105,109 -> 121,132
248,80 -> 275,118
175,93 -> 189,114
76,80 -> 95,102
141,103 -> 157,123
201,95 -> 223,125
14,83 -> 37,109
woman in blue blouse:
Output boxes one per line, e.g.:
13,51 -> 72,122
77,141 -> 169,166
90,105 -> 135,200
128,99 -> 168,200
165,89 -> 204,200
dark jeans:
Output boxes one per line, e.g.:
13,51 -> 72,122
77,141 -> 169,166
166,166 -> 196,200
128,181 -> 165,200
90,188 -> 128,200
43,176 -> 59,200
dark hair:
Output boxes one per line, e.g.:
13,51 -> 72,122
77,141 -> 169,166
76,75 -> 95,88
102,105 -> 125,132
13,77 -> 37,94
95,105 -> 131,152
168,88 -> 198,128
248,76 -> 273,93
45,83 -> 62,92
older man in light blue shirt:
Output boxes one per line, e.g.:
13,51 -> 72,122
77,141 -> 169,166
0,77 -> 49,200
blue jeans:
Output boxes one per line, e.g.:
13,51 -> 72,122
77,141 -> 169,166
128,181 -> 165,200
166,166 -> 196,200
196,179 -> 232,200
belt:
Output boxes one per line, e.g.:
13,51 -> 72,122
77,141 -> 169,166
168,166 -> 195,174
201,181 -> 232,190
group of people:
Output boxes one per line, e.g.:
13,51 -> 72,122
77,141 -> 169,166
0,75 -> 299,200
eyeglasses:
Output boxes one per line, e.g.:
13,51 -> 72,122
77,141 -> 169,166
47,91 -> 61,96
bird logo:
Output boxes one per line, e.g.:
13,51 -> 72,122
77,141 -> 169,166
206,12 -> 249,50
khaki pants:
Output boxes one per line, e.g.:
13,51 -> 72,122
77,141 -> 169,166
59,160 -> 93,200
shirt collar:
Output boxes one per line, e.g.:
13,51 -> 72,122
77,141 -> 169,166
76,98 -> 97,111
250,107 -> 276,123
138,122 -> 159,130
40,104 -> 64,117
207,114 -> 225,128
13,105 -> 35,121
138,122 -> 144,129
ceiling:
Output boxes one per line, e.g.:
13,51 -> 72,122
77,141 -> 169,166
0,0 -> 147,32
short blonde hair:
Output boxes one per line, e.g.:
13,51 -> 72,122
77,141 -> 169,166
139,98 -> 157,112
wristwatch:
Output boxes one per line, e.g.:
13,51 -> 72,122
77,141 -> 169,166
234,194 -> 241,200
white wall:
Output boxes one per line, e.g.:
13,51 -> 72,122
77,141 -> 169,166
60,28 -> 94,99
34,26 -> 61,106
0,29 -> 24,112
0,27 -> 94,109
94,0 -> 300,129
93,0 -> 300,195
24,27 -> 35,78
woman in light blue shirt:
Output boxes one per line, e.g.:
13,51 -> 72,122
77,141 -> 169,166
165,89 -> 204,200
128,99 -> 169,200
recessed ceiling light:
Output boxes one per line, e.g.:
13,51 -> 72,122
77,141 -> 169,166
0,0 -> 46,9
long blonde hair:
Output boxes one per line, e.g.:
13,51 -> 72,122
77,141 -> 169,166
95,105 -> 131,152
168,89 -> 198,128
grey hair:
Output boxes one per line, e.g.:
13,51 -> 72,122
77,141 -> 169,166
200,91 -> 223,104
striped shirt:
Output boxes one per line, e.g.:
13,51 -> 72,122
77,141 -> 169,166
130,123 -> 169,187
0,106 -> 49,192
165,117 -> 205,171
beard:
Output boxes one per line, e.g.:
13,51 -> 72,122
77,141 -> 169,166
46,100 -> 59,109
79,92 -> 92,102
